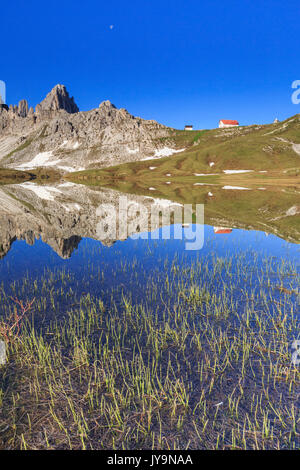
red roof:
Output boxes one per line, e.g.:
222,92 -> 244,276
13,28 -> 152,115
220,119 -> 239,125
214,227 -> 232,234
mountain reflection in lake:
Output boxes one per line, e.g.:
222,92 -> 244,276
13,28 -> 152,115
0,180 -> 299,259
0,180 -> 299,315
0,181 -> 299,449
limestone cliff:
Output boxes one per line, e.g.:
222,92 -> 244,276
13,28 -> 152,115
0,85 -> 176,172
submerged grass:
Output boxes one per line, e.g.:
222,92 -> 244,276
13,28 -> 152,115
0,249 -> 299,450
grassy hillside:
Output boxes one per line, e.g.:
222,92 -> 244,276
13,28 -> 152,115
74,180 -> 300,244
66,112 -> 300,244
68,114 -> 300,182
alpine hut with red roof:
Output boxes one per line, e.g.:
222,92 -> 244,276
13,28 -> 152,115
219,119 -> 239,128
213,227 -> 233,234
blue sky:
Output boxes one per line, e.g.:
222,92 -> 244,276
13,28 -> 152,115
1,0 -> 300,129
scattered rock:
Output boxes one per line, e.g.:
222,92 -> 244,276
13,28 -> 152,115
0,341 -> 6,366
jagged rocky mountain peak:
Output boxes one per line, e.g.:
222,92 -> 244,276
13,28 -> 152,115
0,84 -> 172,172
99,99 -> 116,110
36,84 -> 79,114
18,99 -> 29,118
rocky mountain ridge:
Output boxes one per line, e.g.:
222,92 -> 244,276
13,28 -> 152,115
0,182 -> 183,259
0,85 -> 175,172
0,180 -> 298,260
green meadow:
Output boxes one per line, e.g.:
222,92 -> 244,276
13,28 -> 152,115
69,114 -> 300,182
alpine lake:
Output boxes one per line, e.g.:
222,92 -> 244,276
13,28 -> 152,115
0,177 -> 299,450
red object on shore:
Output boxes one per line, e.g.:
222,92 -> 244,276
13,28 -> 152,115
213,227 -> 233,234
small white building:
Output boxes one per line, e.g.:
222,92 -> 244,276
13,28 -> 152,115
184,125 -> 193,131
219,119 -> 239,128
273,118 -> 279,124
